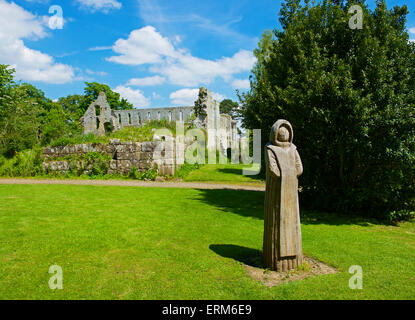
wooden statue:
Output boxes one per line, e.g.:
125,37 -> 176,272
263,119 -> 303,272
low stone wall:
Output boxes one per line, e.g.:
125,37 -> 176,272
42,138 -> 175,176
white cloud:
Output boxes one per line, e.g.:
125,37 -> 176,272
107,26 -> 177,65
127,75 -> 166,86
88,46 -> 113,51
231,78 -> 250,90
169,88 -> 225,105
107,26 -> 256,87
85,69 -> 107,76
114,85 -> 150,107
76,0 -> 122,12
0,1 -> 46,39
409,27 -> 415,34
0,0 -> 75,84
152,92 -> 161,99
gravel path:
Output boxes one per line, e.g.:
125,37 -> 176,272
0,178 -> 265,191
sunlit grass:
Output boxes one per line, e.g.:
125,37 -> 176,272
0,184 -> 414,299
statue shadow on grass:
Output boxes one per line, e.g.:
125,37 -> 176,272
209,244 -> 264,268
196,189 -> 383,226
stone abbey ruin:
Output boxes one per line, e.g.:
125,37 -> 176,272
80,87 -> 238,151
42,88 -> 239,177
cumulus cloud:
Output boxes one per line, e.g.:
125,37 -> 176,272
0,0 -> 75,84
127,75 -> 166,86
231,78 -> 250,90
88,46 -> 113,51
85,69 -> 107,76
107,26 -> 177,65
114,85 -> 150,107
107,26 -> 256,87
170,88 -> 225,105
76,0 -> 122,12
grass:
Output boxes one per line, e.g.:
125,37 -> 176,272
0,184 -> 414,299
183,163 -> 264,186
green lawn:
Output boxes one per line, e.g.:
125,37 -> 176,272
183,163 -> 264,186
0,184 -> 414,299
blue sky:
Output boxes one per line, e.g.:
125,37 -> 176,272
0,0 -> 413,108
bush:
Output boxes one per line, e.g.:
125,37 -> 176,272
239,0 -> 415,221
84,152 -> 111,177
0,148 -> 44,177
128,166 -> 159,181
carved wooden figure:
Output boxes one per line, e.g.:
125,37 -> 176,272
263,120 -> 303,272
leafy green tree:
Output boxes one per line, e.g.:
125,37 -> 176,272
194,87 -> 208,119
0,66 -> 74,155
0,71 -> 41,157
81,82 -> 133,112
239,0 -> 415,220
40,103 -> 69,146
0,65 -> 14,94
219,99 -> 239,117
58,94 -> 86,122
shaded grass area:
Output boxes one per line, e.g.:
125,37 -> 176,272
0,185 -> 414,299
183,164 -> 264,186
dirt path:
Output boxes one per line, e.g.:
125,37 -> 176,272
0,178 -> 265,191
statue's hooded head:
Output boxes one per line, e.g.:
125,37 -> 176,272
270,119 -> 293,147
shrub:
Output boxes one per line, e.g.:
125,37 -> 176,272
239,0 -> 415,221
0,148 -> 44,177
128,166 -> 159,181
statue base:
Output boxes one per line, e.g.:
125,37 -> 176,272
264,254 -> 303,272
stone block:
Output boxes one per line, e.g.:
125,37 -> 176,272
109,160 -> 118,170
131,160 -> 140,168
105,145 -> 115,154
163,158 -> 175,166
141,141 -> 154,152
115,145 -> 126,153
110,139 -> 120,145
140,152 -> 152,161
158,165 -> 175,176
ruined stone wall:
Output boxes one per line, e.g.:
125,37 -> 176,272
112,106 -> 193,128
42,139 -> 176,176
80,92 -> 121,136
80,88 -> 239,154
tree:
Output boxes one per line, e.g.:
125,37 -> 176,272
239,0 -> 415,220
58,94 -> 86,122
219,99 -> 239,117
0,66 -> 74,155
0,70 -> 41,157
81,82 -> 133,112
40,103 -> 69,146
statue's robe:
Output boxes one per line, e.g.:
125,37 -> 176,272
263,142 -> 303,271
